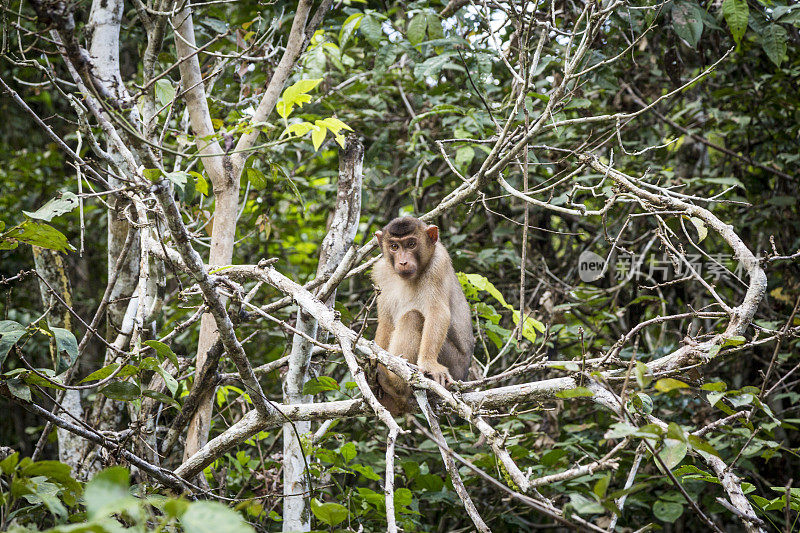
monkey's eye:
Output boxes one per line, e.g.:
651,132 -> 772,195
407,240 -> 416,249
389,243 -> 399,251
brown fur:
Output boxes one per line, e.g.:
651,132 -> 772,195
372,217 -> 475,416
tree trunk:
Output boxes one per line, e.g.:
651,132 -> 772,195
282,136 -> 363,531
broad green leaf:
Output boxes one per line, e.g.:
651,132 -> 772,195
311,124 -> 327,151
339,13 -> 364,48
568,493 -> 604,515
655,378 -> 689,392
700,381 -> 727,391
317,117 -> 352,134
723,335 -> 746,347
556,386 -> 594,398
426,13 -> 444,40
311,499 -> 348,526
7,378 -> 31,402
760,24 -> 787,67
276,78 -> 322,118
4,221 -> 75,252
0,320 -> 26,368
100,381 -> 141,401
23,192 -> 79,222
688,216 -> 707,242
155,79 -> 176,107
303,376 -> 340,395
52,327 -> 78,374
85,466 -> 133,518
407,13 -> 427,45
143,168 -> 163,181
351,463 -> 382,481
190,172 -> 209,196
672,1 -> 704,48
247,168 -> 268,190
182,501 -> 254,533
659,439 -> 688,469
144,340 -> 179,368
165,171 -> 190,195
653,499 -> 684,522
722,0 -> 748,44
455,146 -> 474,168
360,14 -> 384,46
707,390 -> 726,407
284,121 -> 315,137
414,53 -> 457,80
339,442 -> 357,463
635,361 -> 652,388
594,474 -> 610,498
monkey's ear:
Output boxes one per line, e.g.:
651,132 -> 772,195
374,231 -> 383,245
426,225 -> 439,243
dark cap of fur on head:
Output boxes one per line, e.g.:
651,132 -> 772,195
383,216 -> 423,237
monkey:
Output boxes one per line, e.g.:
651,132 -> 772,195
371,216 -> 475,416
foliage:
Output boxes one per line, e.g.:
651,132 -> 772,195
1,0 -> 799,530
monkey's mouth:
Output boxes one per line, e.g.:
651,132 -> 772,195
397,269 -> 417,278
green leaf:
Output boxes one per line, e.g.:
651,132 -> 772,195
339,442 -> 357,463
7,378 -> 31,402
311,124 -> 327,151
156,364 -> 179,396
653,499 -> 684,522
311,499 -> 348,526
23,192 -> 79,222
414,53 -> 457,80
659,439 -> 688,470
672,1 -> 704,48
52,327 -> 78,374
155,79 -> 176,107
722,0 -> 748,44
351,463 -> 382,481
723,335 -> 746,347
284,121 -> 315,137
317,117 -> 352,134
556,386 -> 594,398
165,171 -> 190,195
700,381 -> 727,391
568,493 -> 604,515
455,146 -> 474,169
688,216 -> 707,242
0,320 -> 26,369
247,168 -> 268,190
360,14 -> 384,46
85,466 -> 133,519
4,221 -> 75,252
100,381 -> 141,401
407,13 -> 427,45
182,501 -> 255,533
339,13 -> 364,48
635,361 -> 652,388
760,24 -> 787,67
143,168 -> 163,181
426,13 -> 444,40
655,378 -> 690,393
190,172 -> 209,196
144,340 -> 179,368
303,376 -> 340,395
594,474 -> 610,498
276,79 -> 322,118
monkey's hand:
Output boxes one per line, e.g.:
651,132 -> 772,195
419,360 -> 453,388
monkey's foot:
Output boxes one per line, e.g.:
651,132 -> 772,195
419,361 -> 453,387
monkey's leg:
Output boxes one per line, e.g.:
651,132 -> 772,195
378,311 -> 424,415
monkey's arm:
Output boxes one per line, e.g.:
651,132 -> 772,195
374,307 -> 393,349
417,303 -> 452,386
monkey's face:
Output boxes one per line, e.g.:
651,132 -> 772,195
386,237 -> 420,279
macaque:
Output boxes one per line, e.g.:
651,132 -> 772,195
371,216 -> 474,416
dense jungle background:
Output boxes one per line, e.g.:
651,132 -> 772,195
0,0 -> 799,531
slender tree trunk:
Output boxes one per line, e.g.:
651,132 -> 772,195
282,137 -> 363,531
32,247 -> 85,471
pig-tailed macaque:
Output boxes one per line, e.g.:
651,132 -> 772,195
371,216 -> 474,416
